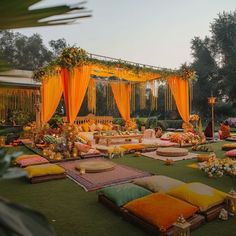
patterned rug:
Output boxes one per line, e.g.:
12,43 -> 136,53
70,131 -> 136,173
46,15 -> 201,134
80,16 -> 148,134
141,151 -> 197,162
59,158 -> 151,191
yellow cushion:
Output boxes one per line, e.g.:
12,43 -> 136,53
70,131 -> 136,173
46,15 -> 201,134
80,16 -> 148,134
124,193 -> 198,231
133,175 -> 185,193
102,125 -> 109,131
25,164 -> 65,178
96,123 -> 103,131
168,182 -> 227,211
82,123 -> 90,132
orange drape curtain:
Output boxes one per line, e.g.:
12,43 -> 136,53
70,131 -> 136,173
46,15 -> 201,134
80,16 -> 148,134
41,75 -> 63,123
61,65 -> 92,123
111,82 -> 131,121
167,76 -> 189,123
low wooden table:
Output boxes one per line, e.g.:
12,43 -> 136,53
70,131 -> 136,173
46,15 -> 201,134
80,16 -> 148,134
94,134 -> 143,146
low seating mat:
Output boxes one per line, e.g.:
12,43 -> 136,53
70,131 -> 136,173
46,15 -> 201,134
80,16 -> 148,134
76,160 -> 116,173
156,147 -> 189,157
168,182 -> 227,212
25,163 -> 65,178
59,158 -> 151,191
124,193 -> 198,231
97,183 -> 151,206
132,175 -> 185,193
142,151 -> 197,162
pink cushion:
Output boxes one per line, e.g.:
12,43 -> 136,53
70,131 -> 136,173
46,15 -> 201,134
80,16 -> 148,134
143,129 -> 155,139
225,149 -> 236,157
17,156 -> 49,167
75,142 -> 91,153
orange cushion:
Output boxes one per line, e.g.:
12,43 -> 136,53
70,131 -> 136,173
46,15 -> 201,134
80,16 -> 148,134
82,123 -> 89,132
124,193 -> 198,232
120,144 -> 145,151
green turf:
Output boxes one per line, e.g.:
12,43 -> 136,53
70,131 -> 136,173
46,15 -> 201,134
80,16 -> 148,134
0,143 -> 236,236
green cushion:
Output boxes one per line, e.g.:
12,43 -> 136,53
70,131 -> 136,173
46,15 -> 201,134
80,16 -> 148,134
97,183 -> 152,207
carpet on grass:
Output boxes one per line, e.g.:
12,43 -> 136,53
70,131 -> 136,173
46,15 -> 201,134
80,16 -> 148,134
142,151 -> 197,162
59,158 -> 151,191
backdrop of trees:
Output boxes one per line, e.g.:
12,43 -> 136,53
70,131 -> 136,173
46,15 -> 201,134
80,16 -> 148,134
0,10 -> 236,121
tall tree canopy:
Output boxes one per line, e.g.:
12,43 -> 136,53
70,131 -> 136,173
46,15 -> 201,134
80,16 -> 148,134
191,10 -> 236,118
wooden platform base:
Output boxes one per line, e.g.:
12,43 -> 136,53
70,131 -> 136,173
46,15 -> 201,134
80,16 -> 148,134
30,173 -> 66,184
200,203 -> 226,221
98,194 -> 205,236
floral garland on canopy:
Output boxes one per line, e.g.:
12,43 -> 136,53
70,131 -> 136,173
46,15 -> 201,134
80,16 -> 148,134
33,47 -> 196,82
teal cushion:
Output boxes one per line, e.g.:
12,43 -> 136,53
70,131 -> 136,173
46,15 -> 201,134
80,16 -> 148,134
97,183 -> 152,207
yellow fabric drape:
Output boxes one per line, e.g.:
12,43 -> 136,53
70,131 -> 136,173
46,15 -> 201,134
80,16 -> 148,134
87,78 -> 96,114
62,65 -> 92,123
92,64 -> 161,82
111,82 -> 131,121
41,75 -> 63,123
167,76 -> 189,123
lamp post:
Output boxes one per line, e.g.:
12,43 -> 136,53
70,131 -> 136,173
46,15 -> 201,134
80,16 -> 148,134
207,94 -> 216,140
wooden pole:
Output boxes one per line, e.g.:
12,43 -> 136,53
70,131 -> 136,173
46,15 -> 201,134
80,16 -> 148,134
212,104 -> 214,140
35,89 -> 41,129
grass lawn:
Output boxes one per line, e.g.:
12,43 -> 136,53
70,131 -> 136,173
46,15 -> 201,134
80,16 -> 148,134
0,142 -> 236,236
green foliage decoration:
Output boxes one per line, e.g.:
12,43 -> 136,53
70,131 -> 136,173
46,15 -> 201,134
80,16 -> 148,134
33,46 -> 196,82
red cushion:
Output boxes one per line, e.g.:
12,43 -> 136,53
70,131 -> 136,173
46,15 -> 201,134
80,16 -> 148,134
225,149 -> 236,157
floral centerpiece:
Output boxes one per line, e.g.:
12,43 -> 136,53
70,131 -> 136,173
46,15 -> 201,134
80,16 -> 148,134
125,119 -> 137,131
200,157 -> 236,178
26,123 -> 90,161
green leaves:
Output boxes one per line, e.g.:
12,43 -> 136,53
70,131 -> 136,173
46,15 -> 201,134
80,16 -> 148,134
0,149 -> 25,178
0,0 -> 91,29
0,199 -> 55,236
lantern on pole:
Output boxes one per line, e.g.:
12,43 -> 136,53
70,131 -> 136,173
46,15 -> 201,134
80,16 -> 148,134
207,94 -> 216,140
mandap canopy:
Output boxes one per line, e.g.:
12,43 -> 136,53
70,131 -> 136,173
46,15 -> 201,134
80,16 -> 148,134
36,47 -> 195,125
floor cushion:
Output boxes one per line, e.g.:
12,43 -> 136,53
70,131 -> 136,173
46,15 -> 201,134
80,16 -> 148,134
82,123 -> 90,132
16,156 -> 49,167
222,143 -> 236,151
156,147 -> 189,157
120,144 -> 145,151
225,149 -> 236,158
15,154 -> 40,163
98,183 -> 152,207
75,142 -> 91,153
133,175 -> 185,193
168,182 -> 227,212
25,163 -> 65,178
124,193 -> 198,231
76,160 -> 116,173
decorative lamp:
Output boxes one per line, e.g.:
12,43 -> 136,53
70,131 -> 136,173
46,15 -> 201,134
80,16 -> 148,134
208,94 -> 216,140
227,189 -> 236,215
173,215 -> 191,236
207,96 -> 216,106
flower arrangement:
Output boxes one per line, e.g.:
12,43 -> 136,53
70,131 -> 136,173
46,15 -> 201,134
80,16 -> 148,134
200,157 -> 236,178
56,47 -> 88,69
170,132 -> 202,145
190,114 -> 199,122
125,119 -> 137,131
33,46 -> 196,82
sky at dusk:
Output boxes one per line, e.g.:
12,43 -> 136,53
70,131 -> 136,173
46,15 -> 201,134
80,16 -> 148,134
14,0 -> 236,69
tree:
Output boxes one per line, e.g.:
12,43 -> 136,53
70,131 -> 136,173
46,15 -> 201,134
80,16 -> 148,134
0,31 -> 52,70
191,36 -> 218,117
49,38 -> 67,58
210,11 -> 236,106
190,10 -> 236,119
